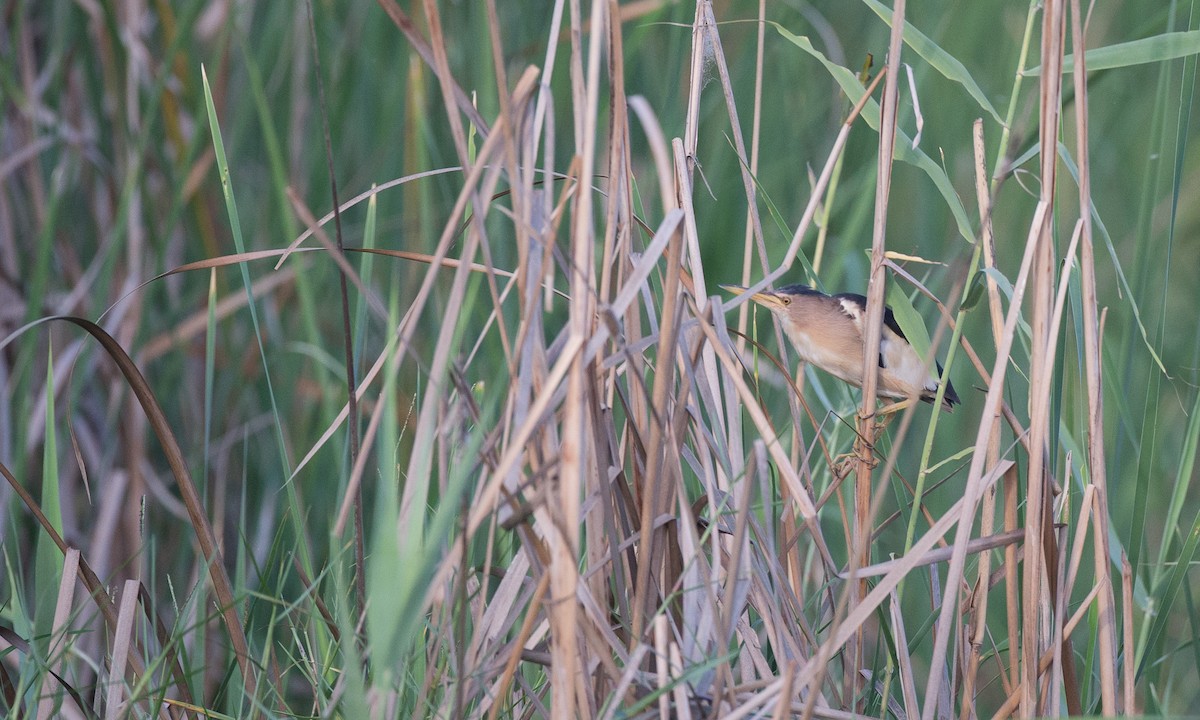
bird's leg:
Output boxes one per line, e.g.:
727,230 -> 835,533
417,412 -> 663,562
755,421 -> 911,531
874,398 -> 920,431
833,412 -> 885,482
876,398 -> 915,416
833,446 -> 880,482
833,453 -> 861,483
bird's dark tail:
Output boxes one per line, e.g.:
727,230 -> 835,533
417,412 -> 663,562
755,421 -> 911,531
921,363 -> 960,411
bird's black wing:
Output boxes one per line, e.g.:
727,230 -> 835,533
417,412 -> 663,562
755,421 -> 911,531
833,293 -> 908,369
836,292 -> 959,406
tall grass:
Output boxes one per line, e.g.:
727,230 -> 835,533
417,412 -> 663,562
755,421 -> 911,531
1,1 -> 1198,718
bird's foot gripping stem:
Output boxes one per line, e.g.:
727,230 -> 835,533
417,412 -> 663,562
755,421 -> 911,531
832,406 -> 891,481
832,444 -> 880,482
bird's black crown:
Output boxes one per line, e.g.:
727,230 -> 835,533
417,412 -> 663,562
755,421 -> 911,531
773,283 -> 825,297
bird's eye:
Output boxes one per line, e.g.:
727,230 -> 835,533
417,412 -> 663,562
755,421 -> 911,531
782,297 -> 791,305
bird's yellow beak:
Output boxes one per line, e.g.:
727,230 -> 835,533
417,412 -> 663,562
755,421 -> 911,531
720,284 -> 788,309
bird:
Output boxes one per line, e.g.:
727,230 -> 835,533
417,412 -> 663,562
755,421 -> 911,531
722,283 -> 960,412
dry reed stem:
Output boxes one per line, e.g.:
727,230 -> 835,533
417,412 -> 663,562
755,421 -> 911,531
671,38 -> 728,485
37,548 -> 80,720
484,571 -> 551,720
300,0 -> 368,626
1021,0 -> 1068,713
853,529 -> 1024,578
889,590 -> 920,720
1002,462 -> 1020,698
104,580 -> 140,720
1121,553 -> 1135,713
1063,485 -> 1098,603
1050,506 -> 1068,716
1070,0 -> 1119,711
737,0 -> 769,344
630,139 -> 688,642
674,4 -> 754,518
852,0 -> 904,707
960,117 -> 1007,718
483,0 -> 526,269
549,1 -> 609,714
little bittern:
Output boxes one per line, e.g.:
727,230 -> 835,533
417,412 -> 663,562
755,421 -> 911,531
723,283 -> 960,411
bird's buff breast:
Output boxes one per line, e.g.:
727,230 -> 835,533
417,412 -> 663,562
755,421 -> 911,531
779,324 -> 865,388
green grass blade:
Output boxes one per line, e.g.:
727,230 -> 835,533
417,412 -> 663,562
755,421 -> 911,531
200,65 -> 291,474
34,346 -> 64,660
1026,29 -> 1200,75
773,23 -> 976,245
859,0 -> 1003,124
1136,504 -> 1200,679
885,282 -> 933,365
